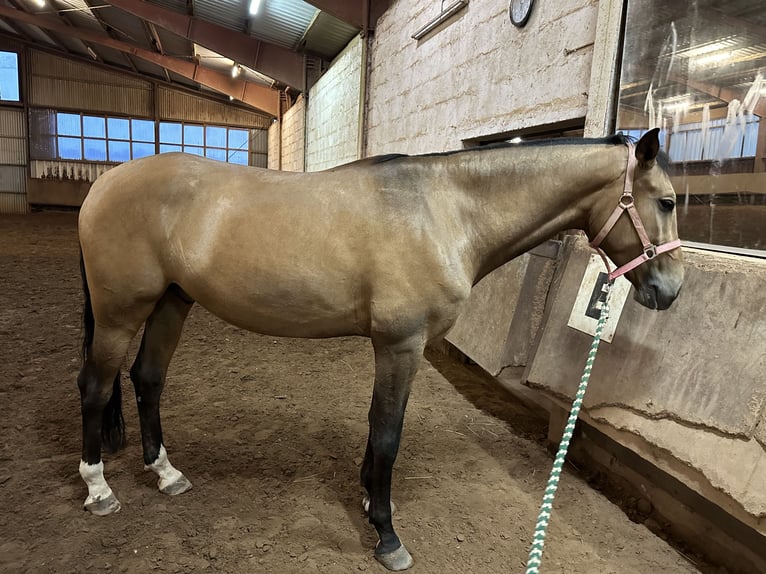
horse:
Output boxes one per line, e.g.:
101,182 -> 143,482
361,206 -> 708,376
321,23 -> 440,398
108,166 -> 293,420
75,128 -> 683,571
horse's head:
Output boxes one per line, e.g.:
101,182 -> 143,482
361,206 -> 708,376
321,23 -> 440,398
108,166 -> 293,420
589,128 -> 684,310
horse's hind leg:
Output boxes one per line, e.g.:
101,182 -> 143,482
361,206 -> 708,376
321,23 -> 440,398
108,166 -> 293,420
361,333 -> 424,571
129,286 -> 193,495
78,323 -> 143,515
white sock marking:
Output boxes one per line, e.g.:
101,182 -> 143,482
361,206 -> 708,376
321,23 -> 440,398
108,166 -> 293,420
79,460 -> 114,505
145,444 -> 184,491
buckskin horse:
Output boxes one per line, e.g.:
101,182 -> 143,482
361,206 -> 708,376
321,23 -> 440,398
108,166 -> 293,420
75,128 -> 683,570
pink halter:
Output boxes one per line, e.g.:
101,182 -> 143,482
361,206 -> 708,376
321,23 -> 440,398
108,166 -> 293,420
589,144 -> 682,281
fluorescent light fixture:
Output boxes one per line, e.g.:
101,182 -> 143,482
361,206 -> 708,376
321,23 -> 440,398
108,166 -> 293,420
509,137 -> 523,144
231,64 -> 241,78
249,0 -> 262,16
87,46 -> 98,60
412,0 -> 468,41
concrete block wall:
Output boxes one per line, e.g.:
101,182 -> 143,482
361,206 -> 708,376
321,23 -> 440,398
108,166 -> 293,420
280,95 -> 306,172
366,0 -> 599,154
306,35 -> 363,171
267,121 -> 280,170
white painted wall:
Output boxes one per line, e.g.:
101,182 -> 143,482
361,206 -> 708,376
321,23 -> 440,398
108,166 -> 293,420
306,34 -> 363,171
366,0 -> 599,154
280,95 -> 306,172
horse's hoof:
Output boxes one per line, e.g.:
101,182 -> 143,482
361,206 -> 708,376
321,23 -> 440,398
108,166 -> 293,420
159,473 -> 192,496
375,544 -> 414,571
362,495 -> 396,515
84,492 -> 121,516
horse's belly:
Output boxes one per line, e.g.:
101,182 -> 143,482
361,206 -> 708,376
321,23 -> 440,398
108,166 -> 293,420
186,279 -> 368,339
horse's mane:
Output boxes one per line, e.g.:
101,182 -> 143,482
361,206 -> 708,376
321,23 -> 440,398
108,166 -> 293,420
364,133 -> 669,172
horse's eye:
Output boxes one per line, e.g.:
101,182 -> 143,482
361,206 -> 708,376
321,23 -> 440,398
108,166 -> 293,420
658,198 -> 675,212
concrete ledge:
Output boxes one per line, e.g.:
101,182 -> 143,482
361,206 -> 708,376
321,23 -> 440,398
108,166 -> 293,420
523,235 -> 766,569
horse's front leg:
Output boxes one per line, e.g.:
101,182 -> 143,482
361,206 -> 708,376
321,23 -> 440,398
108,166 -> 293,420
362,333 -> 424,571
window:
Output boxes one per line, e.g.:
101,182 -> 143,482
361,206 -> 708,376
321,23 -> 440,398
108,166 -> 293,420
616,1 -> 766,252
159,121 -> 250,165
53,113 -> 157,163
36,111 -> 256,167
0,51 -> 20,102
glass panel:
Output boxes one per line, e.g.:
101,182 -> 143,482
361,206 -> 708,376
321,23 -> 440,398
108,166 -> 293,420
160,122 -> 182,144
83,116 -> 106,138
205,147 -> 227,162
183,124 -> 204,146
228,129 -> 249,151
58,113 -> 81,137
58,136 -> 81,160
132,119 -> 155,142
0,51 -> 19,101
228,150 -> 248,165
160,144 -> 182,154
617,1 -> 766,251
132,142 -> 155,159
83,138 -> 107,161
206,126 -> 227,148
108,140 -> 130,162
183,145 -> 204,156
107,118 -> 130,140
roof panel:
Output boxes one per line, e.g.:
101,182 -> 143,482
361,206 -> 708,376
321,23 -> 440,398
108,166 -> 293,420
302,10 -> 359,59
192,0 -> 246,31
249,0 -> 319,50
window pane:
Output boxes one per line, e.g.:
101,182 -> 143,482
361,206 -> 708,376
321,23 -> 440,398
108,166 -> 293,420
58,136 -> 82,160
132,119 -> 155,142
58,113 -> 81,137
228,150 -> 248,165
84,138 -> 107,161
83,116 -> 106,138
108,140 -> 130,162
0,51 -> 19,101
206,126 -> 227,148
183,145 -> 204,156
184,124 -> 204,146
205,148 -> 226,162
160,122 -> 182,144
228,129 -> 248,151
107,118 -> 130,140
132,142 -> 155,159
616,1 -> 766,251
160,144 -> 182,154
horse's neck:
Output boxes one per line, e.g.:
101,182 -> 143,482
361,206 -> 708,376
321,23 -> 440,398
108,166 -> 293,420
454,144 -> 624,283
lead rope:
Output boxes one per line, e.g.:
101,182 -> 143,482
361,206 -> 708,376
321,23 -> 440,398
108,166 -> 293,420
524,279 -> 613,574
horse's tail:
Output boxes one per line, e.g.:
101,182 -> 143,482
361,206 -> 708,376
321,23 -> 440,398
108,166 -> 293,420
80,251 -> 125,453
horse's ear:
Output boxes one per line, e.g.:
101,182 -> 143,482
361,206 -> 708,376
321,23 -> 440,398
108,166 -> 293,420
635,128 -> 661,167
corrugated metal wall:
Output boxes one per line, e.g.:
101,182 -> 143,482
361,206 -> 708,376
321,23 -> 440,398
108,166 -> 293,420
0,108 -> 28,214
250,128 -> 269,168
30,51 -> 153,116
158,86 -> 272,129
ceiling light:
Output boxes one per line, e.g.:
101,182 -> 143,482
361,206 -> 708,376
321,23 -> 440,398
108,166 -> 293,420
509,137 -> 522,144
231,64 -> 241,78
249,0 -> 262,16
32,0 -> 45,7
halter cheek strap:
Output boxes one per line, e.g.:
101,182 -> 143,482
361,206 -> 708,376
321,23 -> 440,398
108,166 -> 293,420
589,143 -> 682,281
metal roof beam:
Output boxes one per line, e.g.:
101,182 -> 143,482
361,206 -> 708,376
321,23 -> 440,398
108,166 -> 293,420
105,0 -> 305,91
0,5 -> 279,116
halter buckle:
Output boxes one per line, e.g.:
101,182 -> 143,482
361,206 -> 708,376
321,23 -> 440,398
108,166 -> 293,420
619,194 -> 634,208
643,245 -> 657,259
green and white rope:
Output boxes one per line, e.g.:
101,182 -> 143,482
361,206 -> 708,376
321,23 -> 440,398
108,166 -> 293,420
525,280 -> 613,574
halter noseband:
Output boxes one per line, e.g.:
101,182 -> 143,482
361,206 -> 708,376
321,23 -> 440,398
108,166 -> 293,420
589,143 -> 682,282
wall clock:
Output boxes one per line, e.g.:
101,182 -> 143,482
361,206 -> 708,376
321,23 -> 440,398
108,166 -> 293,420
509,0 -> 535,28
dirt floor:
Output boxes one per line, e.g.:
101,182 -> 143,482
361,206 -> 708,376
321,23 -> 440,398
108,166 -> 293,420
0,213 -> 700,574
